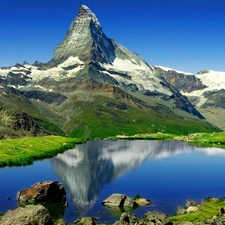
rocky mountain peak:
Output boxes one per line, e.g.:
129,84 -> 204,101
52,4 -> 114,65
77,5 -> 101,29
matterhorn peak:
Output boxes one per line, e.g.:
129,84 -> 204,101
53,4 -> 114,65
77,5 -> 101,29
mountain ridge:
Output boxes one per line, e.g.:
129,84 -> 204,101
155,66 -> 225,130
0,5 -> 219,139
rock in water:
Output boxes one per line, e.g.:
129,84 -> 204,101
102,193 -> 136,207
16,181 -> 66,204
0,205 -> 51,225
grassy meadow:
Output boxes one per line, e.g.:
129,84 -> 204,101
0,136 -> 84,167
169,197 -> 225,224
117,132 -> 225,148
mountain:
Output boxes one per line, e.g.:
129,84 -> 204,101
155,66 -> 225,130
0,5 -> 219,139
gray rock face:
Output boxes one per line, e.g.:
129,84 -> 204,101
213,217 -> 225,225
71,217 -> 102,225
115,212 -> 139,225
0,205 -> 52,225
177,206 -> 186,215
0,105 -> 48,139
113,211 -> 173,225
202,89 -> 225,109
141,211 -> 173,225
154,66 -> 207,93
53,5 -> 115,65
102,193 -> 137,208
16,181 -> 66,204
186,199 -> 200,207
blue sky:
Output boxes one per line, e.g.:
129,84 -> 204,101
0,0 -> 225,73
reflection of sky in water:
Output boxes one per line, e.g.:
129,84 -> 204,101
0,140 -> 225,224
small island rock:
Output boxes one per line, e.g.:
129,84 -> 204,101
135,198 -> 151,206
102,193 -> 137,208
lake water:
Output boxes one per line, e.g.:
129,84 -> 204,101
1,140 -> 225,223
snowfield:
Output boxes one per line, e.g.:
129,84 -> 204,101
103,58 -> 172,95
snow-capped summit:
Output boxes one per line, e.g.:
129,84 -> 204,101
52,4 -> 115,65
78,5 -> 101,28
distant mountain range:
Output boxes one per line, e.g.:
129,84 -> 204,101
154,66 -> 225,130
0,5 -> 220,139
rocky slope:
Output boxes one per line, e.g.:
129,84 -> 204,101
155,66 -> 225,130
0,5 -> 218,139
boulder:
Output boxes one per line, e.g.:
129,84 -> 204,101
71,217 -> 102,225
102,193 -> 137,208
178,222 -> 194,225
141,211 -> 173,225
135,198 -> 151,206
115,212 -> 139,225
177,206 -> 186,215
0,205 -> 52,225
186,199 -> 199,207
16,181 -> 66,204
186,206 -> 199,213
212,217 -> 225,225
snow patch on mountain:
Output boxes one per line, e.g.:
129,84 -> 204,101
59,56 -> 84,67
196,70 -> 225,90
23,57 -> 85,81
155,65 -> 194,75
102,58 -> 172,95
0,68 -> 11,77
179,70 -> 225,107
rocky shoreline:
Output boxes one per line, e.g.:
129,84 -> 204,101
1,181 -> 225,225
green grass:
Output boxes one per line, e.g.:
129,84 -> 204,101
183,132 -> 225,148
169,198 -> 225,224
0,136 -> 84,167
64,96 -> 219,140
117,133 -> 176,140
117,132 -> 225,148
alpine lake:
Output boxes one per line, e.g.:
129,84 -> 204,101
1,140 -> 225,224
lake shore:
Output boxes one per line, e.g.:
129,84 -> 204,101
0,132 -> 224,168
0,136 -> 85,167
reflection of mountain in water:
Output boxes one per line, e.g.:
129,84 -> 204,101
51,140 -> 193,215
52,140 -> 192,213
197,147 -> 225,156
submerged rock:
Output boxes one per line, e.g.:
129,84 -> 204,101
16,181 -> 66,204
0,205 -> 52,225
